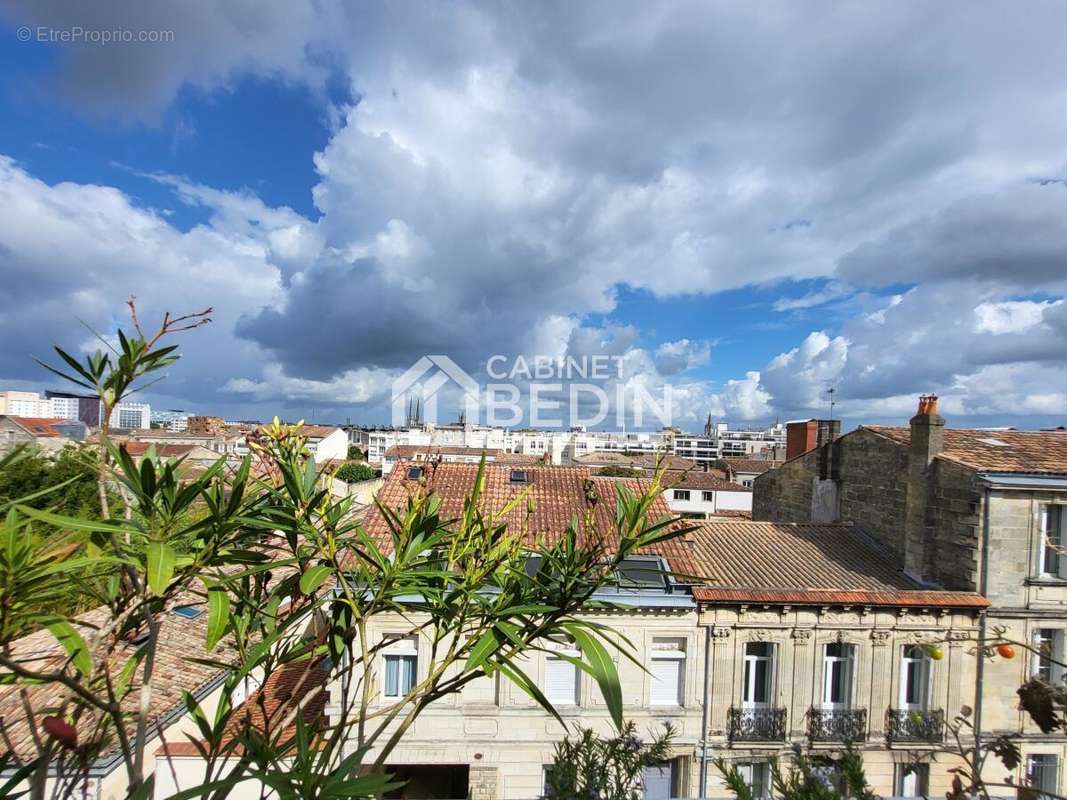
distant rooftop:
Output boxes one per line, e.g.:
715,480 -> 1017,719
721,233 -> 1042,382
864,425 -> 1067,475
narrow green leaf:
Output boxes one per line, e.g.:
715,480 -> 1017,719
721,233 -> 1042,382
464,628 -> 500,673
44,620 -> 91,677
146,542 -> 176,595
566,623 -> 624,730
298,565 -> 331,595
206,588 -> 229,651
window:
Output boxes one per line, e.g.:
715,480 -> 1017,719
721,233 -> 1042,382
650,639 -> 685,706
702,490 -> 714,502
899,645 -> 931,710
822,642 -> 855,709
673,489 -> 690,501
1033,629 -> 1065,683
743,642 -> 774,706
510,469 -> 529,484
173,605 -> 204,620
616,556 -> 666,588
642,762 -> 676,800
894,763 -> 929,797
743,479 -> 754,488
382,637 -> 417,698
406,466 -> 423,480
1040,506 -> 1066,578
1028,754 -> 1059,798
736,762 -> 771,799
544,654 -> 579,705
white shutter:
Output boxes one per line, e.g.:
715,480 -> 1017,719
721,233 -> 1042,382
650,658 -> 682,705
545,657 -> 577,705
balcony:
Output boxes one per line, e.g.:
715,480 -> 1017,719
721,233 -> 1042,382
728,706 -> 788,742
807,708 -> 868,743
885,708 -> 944,743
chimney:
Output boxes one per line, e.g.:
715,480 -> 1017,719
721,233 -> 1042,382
909,394 -> 945,466
903,394 -> 945,582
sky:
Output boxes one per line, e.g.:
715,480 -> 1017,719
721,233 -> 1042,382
0,2 -> 1065,431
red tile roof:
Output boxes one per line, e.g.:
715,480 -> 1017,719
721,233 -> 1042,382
665,472 -> 751,492
724,458 -> 779,475
685,520 -> 987,609
384,445 -> 503,458
364,462 -> 696,570
863,426 -> 1067,474
122,442 -> 201,458
6,416 -> 65,437
0,598 -> 240,763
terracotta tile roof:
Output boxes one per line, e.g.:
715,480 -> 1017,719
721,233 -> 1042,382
864,426 -> 1067,475
575,452 -> 696,473
384,445 -> 503,458
295,425 -> 343,440
665,472 -> 751,492
685,521 -> 987,609
6,417 -> 65,437
122,442 -> 201,458
494,453 -> 548,466
705,510 -> 753,520
0,597 -> 240,764
364,463 -> 696,571
724,458 -> 778,475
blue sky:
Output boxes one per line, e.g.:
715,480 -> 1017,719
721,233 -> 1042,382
0,3 -> 1065,431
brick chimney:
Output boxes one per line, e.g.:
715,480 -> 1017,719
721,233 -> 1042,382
903,394 -> 945,581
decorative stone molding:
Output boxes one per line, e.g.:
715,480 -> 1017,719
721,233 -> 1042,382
749,629 -> 774,642
792,629 -> 814,642
871,629 -> 893,645
711,627 -> 732,639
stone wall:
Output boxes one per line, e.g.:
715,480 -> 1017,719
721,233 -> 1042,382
752,448 -> 817,522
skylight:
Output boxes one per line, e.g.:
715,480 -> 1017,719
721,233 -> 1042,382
615,556 -> 668,589
173,605 -> 204,620
978,437 -> 1010,447
510,469 -> 529,484
407,466 -> 424,480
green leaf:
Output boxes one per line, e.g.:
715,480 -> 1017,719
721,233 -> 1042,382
566,623 -> 624,730
464,628 -> 500,673
146,542 -> 176,595
206,588 -> 229,651
298,565 -> 331,595
44,620 -> 91,677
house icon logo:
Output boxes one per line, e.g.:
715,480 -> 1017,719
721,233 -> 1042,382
391,356 -> 481,427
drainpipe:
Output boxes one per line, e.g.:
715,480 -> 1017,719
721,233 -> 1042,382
973,484 -> 992,789
699,624 -> 712,799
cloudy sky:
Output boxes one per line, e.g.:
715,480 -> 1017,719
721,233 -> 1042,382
0,2 -> 1065,430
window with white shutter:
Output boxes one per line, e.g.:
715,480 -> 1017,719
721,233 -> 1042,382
382,636 -> 418,698
650,638 -> 685,706
544,654 -> 579,705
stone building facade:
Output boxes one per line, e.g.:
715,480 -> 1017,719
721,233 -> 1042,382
753,396 -> 1067,797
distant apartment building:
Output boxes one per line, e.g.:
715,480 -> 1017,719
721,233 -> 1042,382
109,401 -> 151,430
755,395 -> 1067,797
186,415 -> 227,435
664,472 -> 753,518
0,390 -> 53,417
151,409 -> 191,431
0,390 -> 149,429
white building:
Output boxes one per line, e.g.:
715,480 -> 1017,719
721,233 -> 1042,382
0,391 -> 53,417
664,472 -> 753,518
150,409 -> 191,431
109,401 -> 151,430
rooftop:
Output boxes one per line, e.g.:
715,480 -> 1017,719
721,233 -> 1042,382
864,425 -> 1067,475
685,520 -> 987,608
2,416 -> 66,437
364,462 -> 696,571
724,458 -> 779,474
664,471 -> 751,492
384,444 -> 504,458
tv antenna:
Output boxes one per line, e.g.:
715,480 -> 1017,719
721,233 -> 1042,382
827,384 -> 837,421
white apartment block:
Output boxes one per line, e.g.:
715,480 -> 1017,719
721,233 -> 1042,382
0,390 -> 53,417
109,401 -> 151,429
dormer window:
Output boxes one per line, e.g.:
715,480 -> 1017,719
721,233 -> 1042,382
510,469 -> 529,484
406,466 -> 423,480
615,556 -> 668,589
173,605 -> 204,620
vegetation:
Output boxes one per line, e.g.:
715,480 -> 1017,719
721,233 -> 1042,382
597,465 -> 645,478
0,301 -> 688,799
718,746 -> 874,800
346,444 -> 365,461
334,460 -> 376,483
544,721 -> 675,800
0,443 -> 107,518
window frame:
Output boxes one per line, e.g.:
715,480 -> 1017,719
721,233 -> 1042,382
821,642 -> 855,710
544,651 -> 580,706
899,644 -> 931,710
1033,629 -> 1066,684
1028,754 -> 1060,799
673,489 -> 691,501
736,762 -> 771,799
742,642 -> 775,707
1039,505 -> 1067,579
649,638 -> 686,707
894,763 -> 930,797
382,636 -> 418,699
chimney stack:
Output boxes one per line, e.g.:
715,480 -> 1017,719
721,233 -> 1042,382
909,394 -> 945,466
903,394 -> 945,582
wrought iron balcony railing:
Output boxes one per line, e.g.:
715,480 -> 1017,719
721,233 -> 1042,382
728,706 -> 788,742
807,707 -> 868,742
886,708 -> 945,743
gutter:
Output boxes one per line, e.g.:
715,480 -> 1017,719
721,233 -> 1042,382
698,624 -> 712,799
972,480 -> 993,788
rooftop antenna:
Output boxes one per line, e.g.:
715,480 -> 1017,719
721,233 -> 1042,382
827,384 -> 837,422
